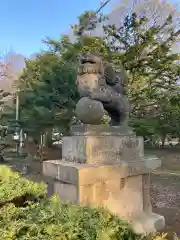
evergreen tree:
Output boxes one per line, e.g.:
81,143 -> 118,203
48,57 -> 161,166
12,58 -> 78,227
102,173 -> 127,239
12,52 -> 78,147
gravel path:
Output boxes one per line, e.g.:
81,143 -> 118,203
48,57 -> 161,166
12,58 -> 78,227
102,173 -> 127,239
151,171 -> 180,236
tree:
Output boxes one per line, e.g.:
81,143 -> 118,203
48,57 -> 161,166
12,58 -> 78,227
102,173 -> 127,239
153,88 -> 180,146
44,10 -> 109,64
13,52 -> 78,151
0,89 -> 11,161
11,8 -> 180,151
43,9 -> 180,141
108,0 -> 180,32
103,12 -> 180,111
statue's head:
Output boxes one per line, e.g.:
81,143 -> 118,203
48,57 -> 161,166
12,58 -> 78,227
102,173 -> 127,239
78,52 -> 104,75
76,52 -> 106,95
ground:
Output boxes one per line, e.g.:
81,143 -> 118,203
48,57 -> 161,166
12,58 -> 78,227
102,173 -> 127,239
2,147 -> 180,236
148,148 -> 180,236
151,173 -> 180,236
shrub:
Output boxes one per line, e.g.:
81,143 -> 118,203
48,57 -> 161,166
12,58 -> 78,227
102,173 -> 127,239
0,166 -> 140,239
0,196 -> 141,240
0,166 -> 178,240
0,165 -> 46,204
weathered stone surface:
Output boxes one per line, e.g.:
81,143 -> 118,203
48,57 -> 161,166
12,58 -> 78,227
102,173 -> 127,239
76,52 -> 130,126
103,175 -> 144,218
70,124 -> 135,136
63,125 -> 140,164
43,122 -> 165,235
43,159 -> 161,186
54,181 -> 78,204
75,97 -> 104,124
62,134 -> 144,164
132,212 -> 165,235
43,159 -> 165,234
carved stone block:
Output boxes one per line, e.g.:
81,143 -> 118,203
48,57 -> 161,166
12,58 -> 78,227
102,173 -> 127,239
43,160 -> 165,234
62,125 -> 144,164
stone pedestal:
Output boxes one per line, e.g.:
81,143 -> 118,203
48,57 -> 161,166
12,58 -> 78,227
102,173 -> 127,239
43,125 -> 165,235
63,125 -> 144,164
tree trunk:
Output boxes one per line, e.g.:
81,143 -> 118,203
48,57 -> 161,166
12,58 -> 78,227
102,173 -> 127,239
45,128 -> 53,148
161,134 -> 166,148
24,136 -> 38,161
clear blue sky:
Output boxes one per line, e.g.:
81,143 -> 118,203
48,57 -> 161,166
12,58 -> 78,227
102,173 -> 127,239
0,0 -> 179,57
0,0 -> 111,57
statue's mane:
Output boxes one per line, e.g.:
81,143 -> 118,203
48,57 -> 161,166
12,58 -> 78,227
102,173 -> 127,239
78,52 -> 127,93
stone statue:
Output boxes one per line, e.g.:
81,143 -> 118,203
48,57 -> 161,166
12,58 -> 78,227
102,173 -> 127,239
44,55 -> 165,236
75,52 -> 130,126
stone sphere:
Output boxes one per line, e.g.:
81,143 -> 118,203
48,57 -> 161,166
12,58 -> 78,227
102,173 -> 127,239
75,97 -> 104,124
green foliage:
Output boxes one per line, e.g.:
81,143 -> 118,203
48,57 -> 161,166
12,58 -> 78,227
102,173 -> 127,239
0,165 -> 46,203
7,8 -> 180,146
72,10 -> 106,36
0,166 -> 140,240
0,196 -> 140,240
129,118 -> 157,138
104,13 -> 180,98
13,52 -> 78,138
0,166 -> 178,239
0,89 -> 11,123
103,12 -> 180,141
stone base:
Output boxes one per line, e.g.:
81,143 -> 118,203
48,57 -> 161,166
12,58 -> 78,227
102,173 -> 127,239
43,125 -> 165,234
70,124 -> 135,136
62,125 -> 144,164
43,159 -> 165,235
132,212 -> 165,235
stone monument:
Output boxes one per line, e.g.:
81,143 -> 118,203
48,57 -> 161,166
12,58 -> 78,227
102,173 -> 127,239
43,53 -> 165,235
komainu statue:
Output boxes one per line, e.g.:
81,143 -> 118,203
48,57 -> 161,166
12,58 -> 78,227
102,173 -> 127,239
75,52 -> 130,126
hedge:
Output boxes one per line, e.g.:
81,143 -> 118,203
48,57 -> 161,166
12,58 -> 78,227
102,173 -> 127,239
0,197 -> 143,240
0,165 -> 46,205
0,165 -> 175,240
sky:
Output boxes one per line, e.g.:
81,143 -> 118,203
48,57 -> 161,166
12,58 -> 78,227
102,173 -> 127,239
0,0 -> 179,57
0,0 -> 111,57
